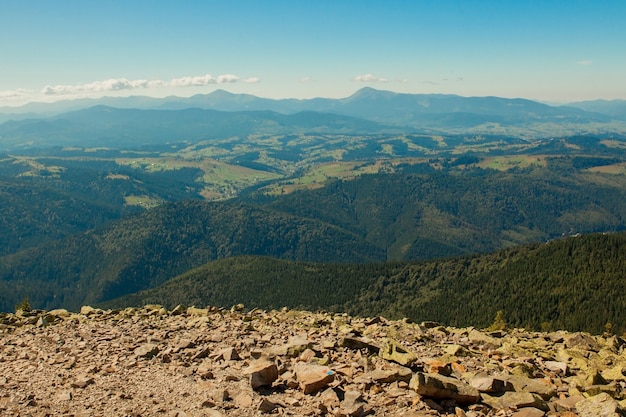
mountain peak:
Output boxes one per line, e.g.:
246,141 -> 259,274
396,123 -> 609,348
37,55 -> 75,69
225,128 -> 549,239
346,87 -> 400,102
208,89 -> 236,98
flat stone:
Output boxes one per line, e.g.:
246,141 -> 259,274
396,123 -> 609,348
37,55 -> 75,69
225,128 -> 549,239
134,343 -> 159,359
409,372 -> 480,405
217,347 -> 240,361
575,392 -> 624,417
601,365 -> 626,381
470,376 -> 512,393
80,306 -> 100,316
444,344 -> 471,357
71,376 -> 95,388
511,408 -> 546,417
233,393 -> 254,409
203,410 -> 224,417
552,394 -> 586,412
295,363 -> 335,394
468,329 -> 501,349
505,375 -> 556,400
258,398 -> 279,413
341,390 -> 368,417
340,336 -> 379,354
186,307 -> 209,316
481,392 -> 548,411
544,360 -> 568,374
57,391 -> 72,401
379,338 -> 418,366
319,387 -> 340,409
365,367 -> 412,383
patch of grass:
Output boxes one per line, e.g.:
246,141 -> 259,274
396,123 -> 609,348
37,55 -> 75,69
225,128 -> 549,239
124,195 -> 162,208
479,155 -> 546,171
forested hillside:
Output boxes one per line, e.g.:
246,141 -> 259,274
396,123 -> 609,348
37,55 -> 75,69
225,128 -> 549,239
0,157 -> 204,255
3,160 -> 626,313
109,232 -> 626,335
0,200 -> 383,311
262,163 -> 626,259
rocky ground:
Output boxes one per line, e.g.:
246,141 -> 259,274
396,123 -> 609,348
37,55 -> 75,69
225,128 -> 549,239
2,305 -> 626,417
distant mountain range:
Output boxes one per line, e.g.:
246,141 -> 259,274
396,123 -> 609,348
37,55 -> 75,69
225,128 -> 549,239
0,106 -> 394,150
567,99 -> 626,119
1,89 -> 626,148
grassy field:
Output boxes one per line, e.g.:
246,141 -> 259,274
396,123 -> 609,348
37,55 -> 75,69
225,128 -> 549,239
4,131 -> 626,201
478,155 -> 547,170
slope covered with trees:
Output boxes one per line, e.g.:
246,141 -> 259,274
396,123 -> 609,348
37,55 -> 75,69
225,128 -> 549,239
109,232 -> 626,335
3,160 -> 626,315
262,163 -> 626,259
0,200 -> 383,312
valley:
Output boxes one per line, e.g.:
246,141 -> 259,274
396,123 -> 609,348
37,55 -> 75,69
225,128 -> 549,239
2,89 -> 626,335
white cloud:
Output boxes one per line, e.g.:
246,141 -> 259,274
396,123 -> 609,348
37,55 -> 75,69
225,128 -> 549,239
243,77 -> 260,83
0,88 -> 31,100
217,74 -> 239,83
353,74 -> 388,83
577,60 -> 593,66
41,73 -> 251,96
300,76 -> 314,83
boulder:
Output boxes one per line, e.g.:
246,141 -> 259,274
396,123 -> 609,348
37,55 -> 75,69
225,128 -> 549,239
245,359 -> 278,389
410,372 -> 480,405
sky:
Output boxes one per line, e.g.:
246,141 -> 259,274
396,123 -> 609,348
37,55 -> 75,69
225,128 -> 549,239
1,0 -> 625,107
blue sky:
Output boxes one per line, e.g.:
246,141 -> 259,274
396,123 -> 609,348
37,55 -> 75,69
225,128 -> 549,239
1,0 -> 624,106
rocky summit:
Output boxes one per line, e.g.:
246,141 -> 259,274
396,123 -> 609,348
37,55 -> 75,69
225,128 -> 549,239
2,306 -> 626,417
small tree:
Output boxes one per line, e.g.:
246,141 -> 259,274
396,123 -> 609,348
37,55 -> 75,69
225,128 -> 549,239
488,310 -> 507,331
15,296 -> 31,312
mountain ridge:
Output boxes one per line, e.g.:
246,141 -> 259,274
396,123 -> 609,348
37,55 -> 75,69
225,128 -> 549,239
1,88 -> 623,134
